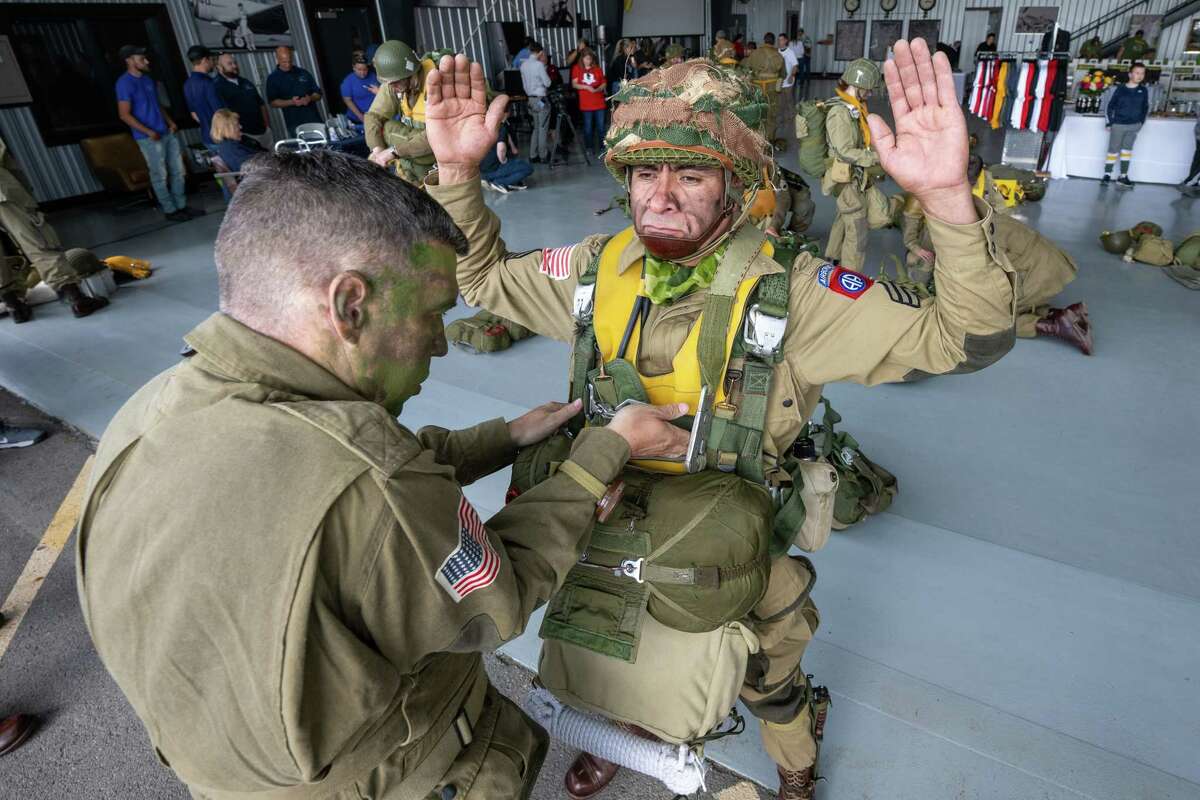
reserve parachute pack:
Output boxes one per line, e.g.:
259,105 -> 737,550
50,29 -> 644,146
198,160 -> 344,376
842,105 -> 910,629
806,397 -> 899,529
446,310 -> 534,354
512,226 -> 839,744
1167,232 -> 1200,289
794,100 -> 831,178
1127,235 -> 1175,267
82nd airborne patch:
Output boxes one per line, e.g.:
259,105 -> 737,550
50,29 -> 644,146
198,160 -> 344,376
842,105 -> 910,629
818,264 -> 873,299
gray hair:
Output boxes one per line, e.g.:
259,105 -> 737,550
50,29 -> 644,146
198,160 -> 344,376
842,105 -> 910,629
214,149 -> 466,326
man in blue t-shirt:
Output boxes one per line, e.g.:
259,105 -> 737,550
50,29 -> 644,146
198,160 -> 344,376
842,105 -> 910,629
339,55 -> 379,124
115,45 -> 200,221
265,46 -> 323,136
183,45 -> 225,148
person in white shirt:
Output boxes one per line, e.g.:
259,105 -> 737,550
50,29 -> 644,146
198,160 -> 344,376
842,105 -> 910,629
793,29 -> 810,100
777,34 -> 800,150
519,43 -> 552,163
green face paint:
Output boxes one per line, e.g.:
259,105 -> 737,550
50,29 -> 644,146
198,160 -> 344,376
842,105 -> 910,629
352,241 -> 458,415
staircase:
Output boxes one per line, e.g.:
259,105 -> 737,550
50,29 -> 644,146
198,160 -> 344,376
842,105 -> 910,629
1074,0 -> 1200,57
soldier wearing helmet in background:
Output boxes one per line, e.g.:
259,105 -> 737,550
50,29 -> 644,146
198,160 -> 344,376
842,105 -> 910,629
822,58 -> 899,271
741,32 -> 787,150
710,30 -> 738,66
664,43 -> 685,66
364,40 -> 438,185
423,41 -> 1016,799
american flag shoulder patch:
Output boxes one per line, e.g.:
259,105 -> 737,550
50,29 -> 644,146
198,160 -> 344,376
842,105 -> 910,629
539,245 -> 577,281
435,496 -> 500,603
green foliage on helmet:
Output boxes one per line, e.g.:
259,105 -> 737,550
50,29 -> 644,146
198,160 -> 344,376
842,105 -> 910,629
603,60 -> 772,187
1099,229 -> 1132,254
841,58 -> 882,91
373,40 -> 419,82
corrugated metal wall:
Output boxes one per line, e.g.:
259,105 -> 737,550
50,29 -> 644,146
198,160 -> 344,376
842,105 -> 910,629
793,0 -> 1198,74
414,0 -> 603,76
1,0 -> 322,201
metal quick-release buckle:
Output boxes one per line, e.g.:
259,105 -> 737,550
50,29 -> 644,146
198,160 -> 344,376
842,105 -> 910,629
586,386 -> 646,421
572,282 -> 596,323
618,558 -> 644,583
743,304 -> 786,359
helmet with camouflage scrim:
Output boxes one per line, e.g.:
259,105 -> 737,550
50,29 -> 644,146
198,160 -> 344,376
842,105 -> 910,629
373,40 -> 420,83
665,43 -> 685,62
841,58 -> 882,91
603,60 -> 773,191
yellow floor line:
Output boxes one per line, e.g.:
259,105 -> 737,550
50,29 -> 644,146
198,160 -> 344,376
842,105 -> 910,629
0,456 -> 93,660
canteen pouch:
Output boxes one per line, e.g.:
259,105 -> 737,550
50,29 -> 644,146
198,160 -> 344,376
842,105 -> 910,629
447,312 -> 513,353
538,613 -> 759,744
771,457 -> 839,555
1130,235 -> 1175,267
475,310 -> 536,341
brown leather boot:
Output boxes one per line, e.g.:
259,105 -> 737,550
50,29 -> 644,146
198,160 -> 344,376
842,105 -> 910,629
564,752 -> 620,800
2,291 -> 33,324
0,714 -> 36,756
59,283 -> 109,318
778,765 -> 816,800
1035,302 -> 1093,355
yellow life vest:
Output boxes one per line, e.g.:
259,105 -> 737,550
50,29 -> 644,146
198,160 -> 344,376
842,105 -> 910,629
591,226 -> 770,473
400,58 -> 436,127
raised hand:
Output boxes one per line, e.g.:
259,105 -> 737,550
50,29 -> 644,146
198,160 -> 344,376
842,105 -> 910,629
425,54 -> 510,185
867,39 -> 977,225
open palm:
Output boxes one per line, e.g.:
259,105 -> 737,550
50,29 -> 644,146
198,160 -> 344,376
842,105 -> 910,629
425,54 -> 509,172
867,39 -> 969,198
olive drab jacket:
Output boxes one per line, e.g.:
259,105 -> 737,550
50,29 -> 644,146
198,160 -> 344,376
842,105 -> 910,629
75,312 -> 629,798
740,45 -> 785,83
363,73 -> 433,158
824,101 -> 878,168
427,180 -> 1016,465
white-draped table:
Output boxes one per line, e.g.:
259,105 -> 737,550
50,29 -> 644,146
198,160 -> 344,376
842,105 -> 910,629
1047,111 -> 1195,184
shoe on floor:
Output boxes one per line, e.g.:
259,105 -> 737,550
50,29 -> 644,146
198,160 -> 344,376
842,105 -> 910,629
0,714 -> 37,756
1,291 -> 33,324
166,210 -> 190,222
1036,302 -> 1093,355
564,752 -> 620,800
488,181 -> 510,194
0,424 -> 48,449
182,206 -> 206,218
1116,176 -> 1134,188
1100,175 -> 1112,184
510,182 -> 528,191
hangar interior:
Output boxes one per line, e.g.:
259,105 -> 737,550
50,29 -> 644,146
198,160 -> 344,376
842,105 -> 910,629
1,0 -> 1198,798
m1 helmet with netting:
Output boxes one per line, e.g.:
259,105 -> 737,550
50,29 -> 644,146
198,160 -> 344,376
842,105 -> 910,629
603,60 -> 773,191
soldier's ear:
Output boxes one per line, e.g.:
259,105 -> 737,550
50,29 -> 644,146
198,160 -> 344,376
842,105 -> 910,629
328,270 -> 371,344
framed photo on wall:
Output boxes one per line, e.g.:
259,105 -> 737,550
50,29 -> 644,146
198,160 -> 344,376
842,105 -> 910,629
869,18 -> 903,61
1015,6 -> 1059,34
907,19 -> 941,51
836,19 -> 867,62
192,0 -> 291,50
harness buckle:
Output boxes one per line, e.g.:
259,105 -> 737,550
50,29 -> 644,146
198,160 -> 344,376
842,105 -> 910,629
572,282 -> 596,323
619,558 -> 645,583
743,304 -> 787,359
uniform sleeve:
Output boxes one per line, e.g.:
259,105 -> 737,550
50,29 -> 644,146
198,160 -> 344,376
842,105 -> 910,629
358,427 -> 629,673
901,212 -> 926,256
784,200 -> 1015,385
364,88 -> 400,151
426,178 -> 609,342
415,418 -> 517,487
826,105 -> 879,168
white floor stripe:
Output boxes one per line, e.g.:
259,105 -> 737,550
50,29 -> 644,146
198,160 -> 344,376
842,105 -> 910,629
0,456 -> 93,660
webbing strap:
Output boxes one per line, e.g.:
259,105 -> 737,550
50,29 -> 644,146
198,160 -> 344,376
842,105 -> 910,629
569,251 -> 603,421
557,459 -> 608,500
696,226 -> 767,392
642,554 -> 768,588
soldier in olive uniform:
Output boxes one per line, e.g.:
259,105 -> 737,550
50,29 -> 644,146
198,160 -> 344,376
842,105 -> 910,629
664,43 -> 685,66
364,40 -> 437,185
710,30 -> 738,65
1,136 -> 109,322
1118,29 -> 1151,61
423,41 -> 1015,799
822,59 -> 898,271
901,195 -> 1092,354
741,33 -> 787,148
76,150 -> 689,800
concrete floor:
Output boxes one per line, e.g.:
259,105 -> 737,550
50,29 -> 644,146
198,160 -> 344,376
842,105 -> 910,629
1,137 -> 1199,800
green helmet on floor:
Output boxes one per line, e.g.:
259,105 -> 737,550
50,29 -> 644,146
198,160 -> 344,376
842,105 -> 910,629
841,58 -> 881,91
373,40 -> 419,82
1099,229 -> 1132,254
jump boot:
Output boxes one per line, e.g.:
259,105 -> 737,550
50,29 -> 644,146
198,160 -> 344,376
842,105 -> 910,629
564,723 -> 656,799
1035,301 -> 1093,355
59,283 -> 109,318
1,291 -> 32,323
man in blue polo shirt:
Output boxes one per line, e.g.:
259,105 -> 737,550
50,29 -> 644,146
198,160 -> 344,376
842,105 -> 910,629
339,55 -> 379,124
115,45 -> 201,221
265,45 -> 323,136
183,45 -> 225,149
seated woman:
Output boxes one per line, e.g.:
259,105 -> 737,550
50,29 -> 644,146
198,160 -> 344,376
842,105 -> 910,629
210,109 -> 267,174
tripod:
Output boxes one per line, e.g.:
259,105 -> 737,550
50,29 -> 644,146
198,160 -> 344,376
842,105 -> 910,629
548,98 -> 591,168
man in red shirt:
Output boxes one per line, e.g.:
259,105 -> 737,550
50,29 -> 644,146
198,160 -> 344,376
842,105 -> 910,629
571,51 -> 607,156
